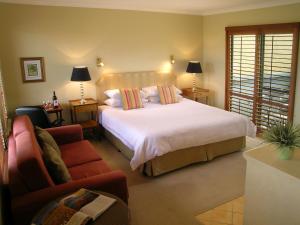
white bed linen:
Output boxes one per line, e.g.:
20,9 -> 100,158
99,98 -> 256,170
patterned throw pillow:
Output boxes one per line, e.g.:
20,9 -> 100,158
157,85 -> 178,104
119,88 -> 144,110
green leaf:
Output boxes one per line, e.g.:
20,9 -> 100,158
263,122 -> 300,150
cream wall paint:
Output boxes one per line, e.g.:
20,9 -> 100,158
1,3 -> 300,124
0,3 -> 202,121
202,3 -> 300,124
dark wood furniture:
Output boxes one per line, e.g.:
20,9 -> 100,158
43,105 -> 64,126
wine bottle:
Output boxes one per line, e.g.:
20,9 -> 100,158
52,91 -> 59,108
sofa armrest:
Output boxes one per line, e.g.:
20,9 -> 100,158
11,170 -> 128,225
46,125 -> 83,145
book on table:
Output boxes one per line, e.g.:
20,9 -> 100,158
31,189 -> 116,225
80,194 -> 116,220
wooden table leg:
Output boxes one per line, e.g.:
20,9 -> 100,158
70,108 -> 74,124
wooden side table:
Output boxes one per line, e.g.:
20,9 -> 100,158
69,98 -> 99,130
44,105 -> 63,120
42,105 -> 64,126
182,87 -> 210,104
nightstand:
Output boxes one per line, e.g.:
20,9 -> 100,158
69,98 -> 99,130
43,105 -> 64,126
182,87 -> 210,104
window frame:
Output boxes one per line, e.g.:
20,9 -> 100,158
225,23 -> 300,129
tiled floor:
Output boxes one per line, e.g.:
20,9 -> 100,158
195,196 -> 244,225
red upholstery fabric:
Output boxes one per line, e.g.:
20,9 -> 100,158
8,115 -> 129,225
12,116 -> 54,191
60,140 -> 102,168
7,136 -> 28,196
68,160 -> 111,180
46,125 -> 83,145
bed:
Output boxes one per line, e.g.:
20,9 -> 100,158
96,71 -> 256,176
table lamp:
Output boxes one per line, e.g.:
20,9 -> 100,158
186,61 -> 202,92
71,66 -> 91,104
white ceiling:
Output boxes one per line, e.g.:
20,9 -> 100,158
1,0 -> 300,15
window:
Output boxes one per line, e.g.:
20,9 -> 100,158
225,23 -> 299,132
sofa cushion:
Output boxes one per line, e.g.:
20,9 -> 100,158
41,143 -> 72,184
12,116 -> 54,191
13,115 -> 35,137
7,136 -> 29,196
35,126 -> 61,156
68,160 -> 111,180
60,140 -> 101,168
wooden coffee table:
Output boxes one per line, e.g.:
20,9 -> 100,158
32,191 -> 129,225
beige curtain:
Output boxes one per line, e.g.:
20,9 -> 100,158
0,68 -> 8,150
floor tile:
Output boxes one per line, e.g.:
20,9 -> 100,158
214,201 -> 233,212
232,197 -> 244,213
210,208 -> 232,224
196,196 -> 245,225
196,210 -> 215,221
233,213 -> 243,225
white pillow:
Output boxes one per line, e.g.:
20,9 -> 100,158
140,90 -> 148,99
175,86 -> 183,95
104,89 -> 120,99
104,89 -> 147,99
142,85 -> 182,97
104,97 -> 148,107
149,94 -> 183,103
104,98 -> 122,107
142,86 -> 158,97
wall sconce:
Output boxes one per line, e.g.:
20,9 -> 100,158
170,55 -> 175,64
96,57 -> 104,67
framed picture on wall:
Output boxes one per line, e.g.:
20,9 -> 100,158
20,57 -> 46,82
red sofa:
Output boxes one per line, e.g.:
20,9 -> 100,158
7,115 -> 128,225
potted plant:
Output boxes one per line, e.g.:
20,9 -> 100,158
264,122 -> 300,160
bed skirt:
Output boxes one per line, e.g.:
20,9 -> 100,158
103,129 -> 246,176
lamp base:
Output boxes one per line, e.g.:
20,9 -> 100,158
80,98 -> 86,105
192,74 -> 197,92
79,82 -> 86,105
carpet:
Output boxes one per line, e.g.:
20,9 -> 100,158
91,137 -> 263,225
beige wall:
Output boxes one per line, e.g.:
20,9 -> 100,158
202,3 -> 300,124
0,3 -> 202,121
1,3 -> 300,124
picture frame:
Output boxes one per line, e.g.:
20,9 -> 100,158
20,57 -> 46,83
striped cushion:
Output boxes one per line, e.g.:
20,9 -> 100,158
157,85 -> 178,104
119,88 -> 144,110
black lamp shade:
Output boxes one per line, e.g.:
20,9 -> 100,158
71,66 -> 91,81
186,61 -> 202,73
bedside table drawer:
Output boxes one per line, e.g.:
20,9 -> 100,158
195,92 -> 209,97
74,104 -> 98,113
183,95 -> 194,100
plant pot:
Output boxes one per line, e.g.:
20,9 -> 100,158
278,147 -> 294,160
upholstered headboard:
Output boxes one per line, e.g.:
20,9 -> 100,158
95,71 -> 176,103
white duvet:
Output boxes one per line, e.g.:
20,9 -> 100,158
99,98 -> 256,170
